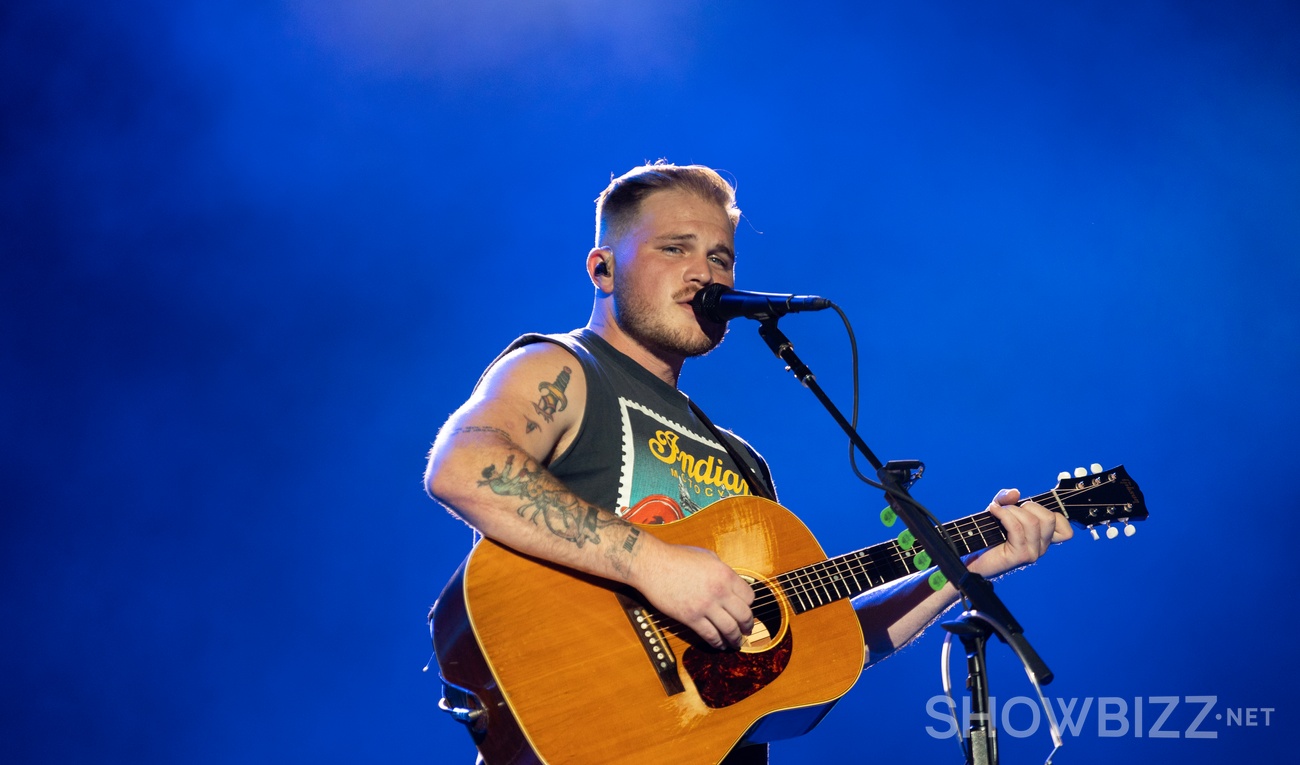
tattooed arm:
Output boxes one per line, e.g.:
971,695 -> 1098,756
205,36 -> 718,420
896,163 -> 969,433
425,342 -> 754,650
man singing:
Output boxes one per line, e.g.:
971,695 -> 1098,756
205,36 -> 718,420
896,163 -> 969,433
425,162 -> 1071,764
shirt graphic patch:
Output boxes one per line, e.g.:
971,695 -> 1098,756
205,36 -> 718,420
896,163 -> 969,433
615,397 -> 751,524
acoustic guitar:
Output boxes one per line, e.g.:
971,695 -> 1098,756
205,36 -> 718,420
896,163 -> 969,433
431,464 -> 1146,764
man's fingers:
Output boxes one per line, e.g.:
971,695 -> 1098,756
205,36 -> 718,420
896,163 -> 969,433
971,489 -> 1069,578
1024,501 -> 1056,548
989,501 -> 1025,543
994,488 -> 1020,506
700,609 -> 742,649
691,618 -> 726,650
645,544 -> 759,649
989,500 -> 1048,558
721,598 -> 754,638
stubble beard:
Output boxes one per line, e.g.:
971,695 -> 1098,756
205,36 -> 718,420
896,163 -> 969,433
612,278 -> 728,360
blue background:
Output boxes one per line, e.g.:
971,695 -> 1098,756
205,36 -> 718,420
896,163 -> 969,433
4,1 -> 1296,762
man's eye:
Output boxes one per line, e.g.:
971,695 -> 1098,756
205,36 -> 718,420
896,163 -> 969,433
710,256 -> 733,268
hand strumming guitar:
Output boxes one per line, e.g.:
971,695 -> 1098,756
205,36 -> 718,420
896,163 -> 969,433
628,538 -> 756,650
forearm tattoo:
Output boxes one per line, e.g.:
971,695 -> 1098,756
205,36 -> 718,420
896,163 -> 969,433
478,453 -> 622,549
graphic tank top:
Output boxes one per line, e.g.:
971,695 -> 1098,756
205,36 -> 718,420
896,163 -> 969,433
489,329 -> 775,521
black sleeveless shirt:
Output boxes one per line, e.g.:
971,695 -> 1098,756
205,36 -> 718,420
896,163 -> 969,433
489,329 -> 776,518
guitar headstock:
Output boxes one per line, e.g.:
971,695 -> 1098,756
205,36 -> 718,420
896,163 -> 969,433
1045,464 -> 1148,540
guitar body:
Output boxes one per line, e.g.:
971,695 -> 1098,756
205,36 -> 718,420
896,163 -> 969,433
432,463 -> 1149,764
432,496 -> 866,765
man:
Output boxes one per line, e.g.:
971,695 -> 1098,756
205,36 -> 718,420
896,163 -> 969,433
424,162 -> 1072,764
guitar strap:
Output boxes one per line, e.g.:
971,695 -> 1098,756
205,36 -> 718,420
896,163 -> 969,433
687,398 -> 777,503
689,401 -> 777,765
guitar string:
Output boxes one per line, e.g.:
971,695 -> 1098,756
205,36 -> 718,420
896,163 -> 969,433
644,483 -> 1132,641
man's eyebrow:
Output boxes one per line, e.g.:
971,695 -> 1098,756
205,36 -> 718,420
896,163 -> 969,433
652,233 -> 735,261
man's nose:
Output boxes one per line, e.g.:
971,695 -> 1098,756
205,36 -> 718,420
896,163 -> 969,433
683,253 -> 714,285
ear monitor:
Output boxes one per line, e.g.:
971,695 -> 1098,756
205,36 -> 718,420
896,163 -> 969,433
594,261 -> 610,277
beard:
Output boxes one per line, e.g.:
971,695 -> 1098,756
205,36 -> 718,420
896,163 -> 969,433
613,276 -> 728,359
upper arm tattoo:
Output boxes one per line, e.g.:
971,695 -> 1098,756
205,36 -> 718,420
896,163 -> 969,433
451,425 -> 516,442
533,366 -> 573,423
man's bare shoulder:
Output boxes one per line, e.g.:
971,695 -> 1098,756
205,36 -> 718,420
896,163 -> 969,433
473,341 -> 583,405
458,340 -> 588,462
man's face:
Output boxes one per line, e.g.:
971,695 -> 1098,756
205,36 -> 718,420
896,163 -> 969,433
610,189 -> 736,359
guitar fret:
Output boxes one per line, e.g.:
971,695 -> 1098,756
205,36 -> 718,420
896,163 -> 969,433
779,571 -> 812,613
833,554 -> 865,596
808,562 -> 831,603
979,516 -> 1006,547
958,529 -> 974,552
808,568 -> 826,606
793,568 -> 815,610
819,560 -> 848,601
849,551 -> 874,591
883,541 -> 913,581
799,570 -> 819,609
778,575 -> 799,612
948,518 -> 978,555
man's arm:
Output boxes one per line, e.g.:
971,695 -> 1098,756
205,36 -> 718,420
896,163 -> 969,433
424,342 -> 755,650
852,488 -> 1073,666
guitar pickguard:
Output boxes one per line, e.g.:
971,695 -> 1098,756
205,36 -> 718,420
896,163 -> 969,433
681,576 -> 793,709
683,630 -> 794,708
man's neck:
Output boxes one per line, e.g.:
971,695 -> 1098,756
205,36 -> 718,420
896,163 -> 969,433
585,315 -> 684,388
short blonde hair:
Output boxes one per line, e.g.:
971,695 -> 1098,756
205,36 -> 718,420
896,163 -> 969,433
594,161 -> 740,248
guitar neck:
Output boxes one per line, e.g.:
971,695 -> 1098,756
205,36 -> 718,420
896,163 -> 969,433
774,488 -> 1061,614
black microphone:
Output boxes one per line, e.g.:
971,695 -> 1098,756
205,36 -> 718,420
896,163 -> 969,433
691,284 -> 832,322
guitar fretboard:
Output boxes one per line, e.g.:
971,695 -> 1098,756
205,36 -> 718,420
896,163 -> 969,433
772,489 -> 1062,613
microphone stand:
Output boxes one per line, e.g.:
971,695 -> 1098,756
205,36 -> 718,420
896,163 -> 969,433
755,317 -> 1054,765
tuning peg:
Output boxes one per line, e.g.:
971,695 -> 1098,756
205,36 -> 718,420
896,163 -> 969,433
1106,524 -> 1119,539
1090,463 -> 1103,474
1123,521 -> 1136,537
1089,527 -> 1100,541
1058,471 -> 1071,481
1074,467 -> 1087,478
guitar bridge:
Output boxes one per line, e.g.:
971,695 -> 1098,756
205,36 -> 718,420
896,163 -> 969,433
616,591 -> 686,697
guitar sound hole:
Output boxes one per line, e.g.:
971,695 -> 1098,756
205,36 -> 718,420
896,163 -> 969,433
741,579 -> 785,653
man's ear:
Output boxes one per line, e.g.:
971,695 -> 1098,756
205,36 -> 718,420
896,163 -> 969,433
587,247 -> 614,292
